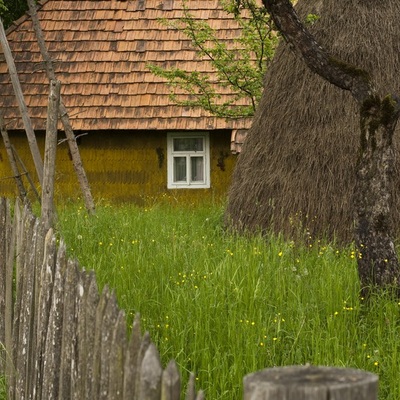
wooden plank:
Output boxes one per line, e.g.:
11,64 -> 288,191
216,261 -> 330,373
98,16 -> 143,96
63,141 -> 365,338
243,366 -> 378,400
41,242 -> 67,399
25,219 -> 41,398
109,310 -> 127,400
34,228 -> 57,399
123,313 -> 142,400
8,200 -> 22,400
0,198 -> 8,373
29,216 -> 47,399
195,390 -> 205,400
91,285 -> 110,399
14,199 -> 24,288
138,343 -> 162,400
134,331 -> 151,400
161,360 -> 181,400
73,270 -> 88,400
28,216 -> 46,399
81,271 -> 100,400
59,259 -> 79,399
185,373 -> 196,400
99,291 -> 119,399
4,199 -> 15,398
14,212 -> 36,400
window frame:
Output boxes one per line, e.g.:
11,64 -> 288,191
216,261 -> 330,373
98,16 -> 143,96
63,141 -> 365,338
167,132 -> 210,189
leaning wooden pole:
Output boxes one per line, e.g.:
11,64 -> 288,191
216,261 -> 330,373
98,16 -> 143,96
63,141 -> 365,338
0,111 -> 27,200
41,80 -> 61,231
11,144 -> 41,202
0,18 -> 43,185
27,0 -> 95,214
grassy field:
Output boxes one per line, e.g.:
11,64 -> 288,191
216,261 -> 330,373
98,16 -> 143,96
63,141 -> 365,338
53,200 -> 400,399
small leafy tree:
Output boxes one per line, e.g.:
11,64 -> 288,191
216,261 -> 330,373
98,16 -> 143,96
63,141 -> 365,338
0,1 -> 7,20
148,0 -> 278,118
0,0 -> 29,29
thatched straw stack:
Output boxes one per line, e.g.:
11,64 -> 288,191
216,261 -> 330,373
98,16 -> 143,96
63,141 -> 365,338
226,0 -> 400,243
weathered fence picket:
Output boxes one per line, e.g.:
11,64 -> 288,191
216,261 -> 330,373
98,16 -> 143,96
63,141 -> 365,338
0,199 -> 8,373
161,360 -> 181,400
34,228 -> 56,400
123,314 -> 141,400
138,343 -> 162,399
0,197 -> 379,399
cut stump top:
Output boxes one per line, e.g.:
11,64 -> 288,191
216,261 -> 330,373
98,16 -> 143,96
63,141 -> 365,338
244,365 -> 378,400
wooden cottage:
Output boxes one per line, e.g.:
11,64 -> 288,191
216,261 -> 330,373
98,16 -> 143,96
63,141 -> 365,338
0,0 -> 252,204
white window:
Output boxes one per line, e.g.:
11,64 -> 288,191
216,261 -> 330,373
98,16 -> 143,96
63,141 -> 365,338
167,132 -> 210,189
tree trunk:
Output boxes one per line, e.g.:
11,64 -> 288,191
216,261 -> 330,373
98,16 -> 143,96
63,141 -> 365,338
262,0 -> 400,293
354,96 -> 400,294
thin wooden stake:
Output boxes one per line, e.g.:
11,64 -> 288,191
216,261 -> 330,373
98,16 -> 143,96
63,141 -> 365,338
0,112 -> 27,200
4,199 -> 15,395
11,144 -> 41,202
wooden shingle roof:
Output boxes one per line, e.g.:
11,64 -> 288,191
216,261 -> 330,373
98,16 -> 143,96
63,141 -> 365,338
0,0 -> 253,132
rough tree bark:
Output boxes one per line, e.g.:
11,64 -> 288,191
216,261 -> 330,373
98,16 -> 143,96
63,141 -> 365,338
262,0 -> 400,294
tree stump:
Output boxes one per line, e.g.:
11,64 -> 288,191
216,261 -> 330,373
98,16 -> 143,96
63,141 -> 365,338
243,365 -> 378,400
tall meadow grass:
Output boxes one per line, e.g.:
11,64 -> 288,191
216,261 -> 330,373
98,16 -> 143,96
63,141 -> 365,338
56,200 -> 400,400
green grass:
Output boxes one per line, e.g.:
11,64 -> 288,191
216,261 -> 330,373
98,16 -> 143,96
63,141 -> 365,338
0,375 -> 7,400
57,201 -> 400,400
0,373 -> 6,400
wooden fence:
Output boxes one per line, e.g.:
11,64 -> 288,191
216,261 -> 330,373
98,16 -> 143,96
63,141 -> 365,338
0,197 -> 379,400
0,197 -> 204,400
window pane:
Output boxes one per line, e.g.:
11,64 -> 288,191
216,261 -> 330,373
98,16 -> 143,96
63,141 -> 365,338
191,157 -> 204,182
173,157 -> 187,182
173,137 -> 203,152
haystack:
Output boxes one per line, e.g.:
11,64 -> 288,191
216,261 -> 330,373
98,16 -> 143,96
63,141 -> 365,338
226,0 -> 400,243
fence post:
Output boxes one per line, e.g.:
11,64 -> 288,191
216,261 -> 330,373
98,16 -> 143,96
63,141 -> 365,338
243,365 -> 378,400
138,343 -> 162,400
161,360 -> 180,400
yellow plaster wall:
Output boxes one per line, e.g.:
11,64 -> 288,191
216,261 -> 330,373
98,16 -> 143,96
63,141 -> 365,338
0,130 -> 236,205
